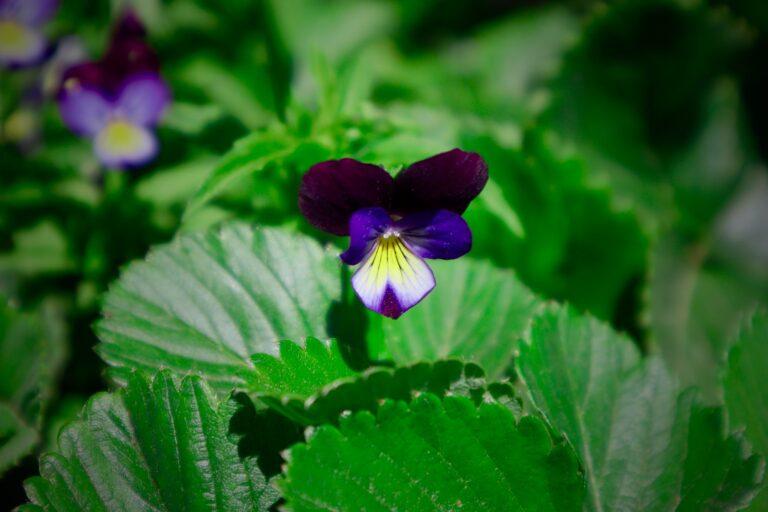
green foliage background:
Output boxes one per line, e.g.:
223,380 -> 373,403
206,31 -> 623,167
1,0 -> 768,510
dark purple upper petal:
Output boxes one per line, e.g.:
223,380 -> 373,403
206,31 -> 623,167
102,39 -> 160,89
114,72 -> 170,127
299,159 -> 394,236
111,9 -> 147,42
340,207 -> 392,265
393,148 -> 488,215
396,209 -> 472,260
59,62 -> 107,97
0,0 -> 58,26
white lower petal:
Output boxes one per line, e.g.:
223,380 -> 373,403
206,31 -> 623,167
351,235 -> 435,318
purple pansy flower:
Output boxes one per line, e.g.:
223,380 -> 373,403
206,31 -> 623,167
299,149 -> 488,319
0,0 -> 57,68
56,10 -> 169,169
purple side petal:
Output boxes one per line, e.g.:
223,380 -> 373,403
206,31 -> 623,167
58,86 -> 111,136
114,73 -> 171,127
299,159 -> 394,236
396,209 -> 472,260
1,0 -> 58,26
393,148 -> 489,215
340,207 -> 392,265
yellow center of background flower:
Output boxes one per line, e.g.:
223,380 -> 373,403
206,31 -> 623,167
0,20 -> 38,58
96,120 -> 146,154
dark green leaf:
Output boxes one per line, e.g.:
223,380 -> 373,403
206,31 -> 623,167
0,300 -> 66,476
279,394 -> 584,511
23,372 -> 278,511
248,338 -> 520,425
724,310 -> 768,510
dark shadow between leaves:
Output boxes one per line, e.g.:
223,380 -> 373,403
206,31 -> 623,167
326,265 -> 372,371
228,392 -> 303,479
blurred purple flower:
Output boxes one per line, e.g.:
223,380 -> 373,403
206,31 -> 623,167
57,10 -> 170,169
0,0 -> 58,68
299,149 -> 488,318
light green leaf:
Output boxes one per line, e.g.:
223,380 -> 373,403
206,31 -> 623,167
95,224 -> 342,395
0,222 -> 75,276
162,102 -> 225,135
248,338 -> 357,403
476,177 -> 525,238
279,394 -> 584,511
445,6 -> 579,118
22,371 -> 278,511
271,0 -> 396,64
0,300 -> 67,476
249,339 -> 519,425
135,154 -> 219,206
724,310 -> 768,510
517,305 -> 764,512
176,57 -> 272,129
183,131 -> 296,219
374,257 -> 541,379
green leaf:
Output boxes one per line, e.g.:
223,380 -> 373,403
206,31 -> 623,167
162,102 -> 226,136
464,129 -> 648,321
175,57 -> 273,130
135,154 -> 219,206
279,394 -> 584,511
475,176 -> 525,238
517,305 -> 764,512
648,233 -> 767,401
270,0 -> 396,64
724,310 -> 768,510
0,402 -> 37,477
0,221 -> 75,276
23,371 -> 278,511
248,339 -> 520,425
248,337 -> 357,402
0,300 -> 67,476
373,258 -> 541,379
95,224 -> 342,395
445,6 -> 579,119
183,131 -> 296,219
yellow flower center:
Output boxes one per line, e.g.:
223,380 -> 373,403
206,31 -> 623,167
97,120 -> 146,154
0,20 -> 38,58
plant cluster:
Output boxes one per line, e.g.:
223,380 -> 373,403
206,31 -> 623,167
1,0 -> 767,510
